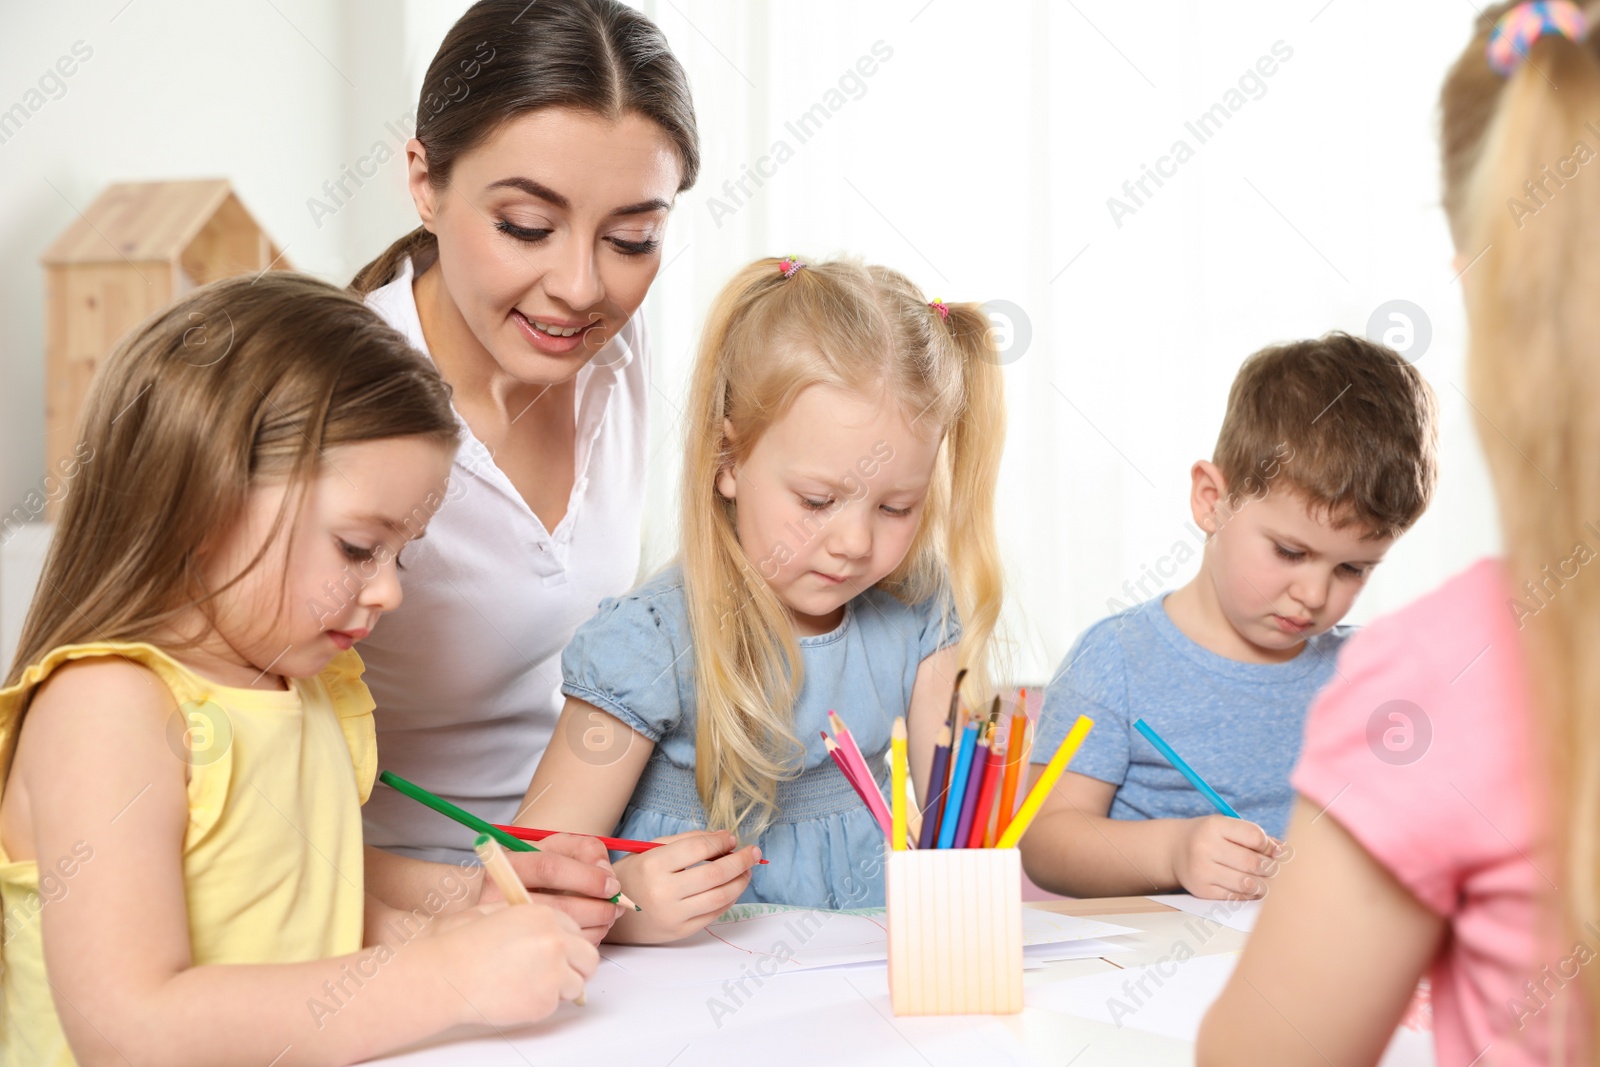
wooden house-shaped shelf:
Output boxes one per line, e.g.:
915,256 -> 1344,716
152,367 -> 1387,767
39,180 -> 289,517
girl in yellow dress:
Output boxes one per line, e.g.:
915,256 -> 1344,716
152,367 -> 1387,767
0,272 -> 598,1066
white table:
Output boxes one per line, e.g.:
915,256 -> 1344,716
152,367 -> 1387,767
364,897 -> 1289,1066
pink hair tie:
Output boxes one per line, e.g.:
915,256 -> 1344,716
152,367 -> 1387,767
1488,1 -> 1588,76
778,255 -> 805,278
928,298 -> 950,321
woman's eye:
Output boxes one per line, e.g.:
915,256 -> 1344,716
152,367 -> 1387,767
801,497 -> 832,511
1273,544 -> 1304,562
608,235 -> 660,256
881,504 -> 912,518
338,539 -> 376,563
496,219 -> 552,243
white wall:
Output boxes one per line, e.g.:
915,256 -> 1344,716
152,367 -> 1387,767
0,0 -> 1499,683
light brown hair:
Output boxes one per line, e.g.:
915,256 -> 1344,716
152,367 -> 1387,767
682,258 -> 1006,835
1213,331 -> 1438,539
1441,4 -> 1600,1056
6,272 -> 458,690
349,0 -> 699,294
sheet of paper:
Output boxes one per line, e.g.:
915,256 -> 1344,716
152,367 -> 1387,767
1027,951 -> 1242,1040
376,958 -> 1042,1066
1145,893 -> 1262,933
1023,937 -> 1134,962
600,905 -> 1140,986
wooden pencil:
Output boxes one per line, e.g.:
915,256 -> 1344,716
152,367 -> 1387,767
476,833 -> 586,1006
826,736 -> 892,835
937,721 -> 980,849
993,688 -> 1029,842
967,727 -> 1009,848
490,824 -> 770,864
997,715 -> 1094,849
952,727 -> 992,847
917,724 -> 953,850
827,711 -> 894,833
890,717 -> 908,850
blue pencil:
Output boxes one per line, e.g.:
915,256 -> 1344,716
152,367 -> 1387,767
937,722 -> 980,848
1133,718 -> 1241,819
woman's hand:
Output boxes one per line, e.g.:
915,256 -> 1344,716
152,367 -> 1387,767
478,832 -> 627,945
605,831 -> 762,944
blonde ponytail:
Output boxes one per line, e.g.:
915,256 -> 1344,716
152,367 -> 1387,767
1441,7 -> 1600,1056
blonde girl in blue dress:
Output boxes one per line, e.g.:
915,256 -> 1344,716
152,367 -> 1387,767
520,256 -> 1007,942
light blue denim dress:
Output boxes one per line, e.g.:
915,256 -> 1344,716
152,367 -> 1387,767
561,565 -> 959,909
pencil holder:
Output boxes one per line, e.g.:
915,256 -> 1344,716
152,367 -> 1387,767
885,847 -> 1024,1015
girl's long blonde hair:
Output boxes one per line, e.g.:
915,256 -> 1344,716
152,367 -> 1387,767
6,273 -> 458,693
681,257 -> 1006,836
1440,4 -> 1600,1054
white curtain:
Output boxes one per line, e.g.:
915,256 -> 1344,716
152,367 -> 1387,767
635,0 -> 1498,684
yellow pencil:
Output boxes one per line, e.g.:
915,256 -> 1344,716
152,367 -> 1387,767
890,717 -> 908,850
995,715 -> 1093,850
474,832 -> 587,1006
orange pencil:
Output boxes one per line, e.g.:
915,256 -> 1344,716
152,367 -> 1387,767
993,688 -> 1029,841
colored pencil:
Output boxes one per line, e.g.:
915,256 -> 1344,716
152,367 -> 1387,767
490,824 -> 769,863
476,833 -> 586,1006
1133,718 -> 1241,819
826,736 -> 892,835
890,717 -> 909,850
828,712 -> 894,833
996,714 -> 1094,849
993,689 -> 1028,841
380,769 -> 638,909
967,726 -> 1009,849
952,727 -> 992,848
823,730 -> 863,790
937,721 -> 980,849
918,724 -> 953,850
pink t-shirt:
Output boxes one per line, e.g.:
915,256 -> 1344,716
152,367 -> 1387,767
1293,558 -> 1588,1067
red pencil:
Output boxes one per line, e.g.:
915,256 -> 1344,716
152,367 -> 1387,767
492,824 -> 770,863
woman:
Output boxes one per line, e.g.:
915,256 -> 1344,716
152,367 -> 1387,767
351,0 -> 703,937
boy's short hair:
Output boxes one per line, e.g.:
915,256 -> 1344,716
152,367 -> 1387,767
1214,332 -> 1438,540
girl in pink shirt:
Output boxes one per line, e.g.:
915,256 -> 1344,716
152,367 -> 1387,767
1200,3 -> 1599,1064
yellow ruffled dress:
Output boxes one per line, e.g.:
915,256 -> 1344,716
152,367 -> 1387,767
0,643 -> 376,1066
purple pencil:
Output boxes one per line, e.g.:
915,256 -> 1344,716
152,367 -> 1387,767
917,724 -> 953,850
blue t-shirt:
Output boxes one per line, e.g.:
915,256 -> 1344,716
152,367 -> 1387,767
561,565 -> 959,910
1032,594 -> 1351,839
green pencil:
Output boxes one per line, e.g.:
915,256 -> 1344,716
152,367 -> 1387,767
377,769 -> 637,910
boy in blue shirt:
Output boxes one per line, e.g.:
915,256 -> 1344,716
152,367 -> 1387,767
1019,333 -> 1438,899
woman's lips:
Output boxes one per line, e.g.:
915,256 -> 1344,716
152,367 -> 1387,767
512,309 -> 597,356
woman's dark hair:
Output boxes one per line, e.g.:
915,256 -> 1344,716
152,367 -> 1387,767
350,0 -> 699,294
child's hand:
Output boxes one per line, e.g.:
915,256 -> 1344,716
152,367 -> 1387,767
430,902 -> 599,1025
479,833 -> 627,945
1169,816 -> 1283,899
607,830 -> 762,944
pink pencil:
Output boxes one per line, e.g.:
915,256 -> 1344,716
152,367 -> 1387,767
825,736 -> 891,835
827,711 -> 894,833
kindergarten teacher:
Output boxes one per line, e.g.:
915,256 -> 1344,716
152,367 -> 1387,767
350,0 -> 697,880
